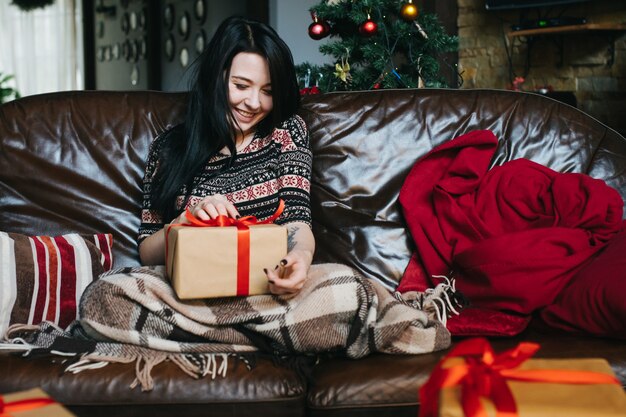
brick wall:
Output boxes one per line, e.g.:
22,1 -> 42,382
457,0 -> 626,136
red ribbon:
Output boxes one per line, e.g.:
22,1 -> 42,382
419,337 -> 621,417
0,396 -> 56,416
166,200 -> 285,296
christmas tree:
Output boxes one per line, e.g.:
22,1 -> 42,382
297,0 -> 459,93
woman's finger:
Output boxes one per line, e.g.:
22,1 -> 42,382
195,207 -> 211,220
214,203 -> 229,217
203,204 -> 220,218
226,204 -> 240,219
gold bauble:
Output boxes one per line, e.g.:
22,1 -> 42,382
400,2 -> 419,21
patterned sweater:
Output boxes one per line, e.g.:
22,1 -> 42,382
138,115 -> 312,244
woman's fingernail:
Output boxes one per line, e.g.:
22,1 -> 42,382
280,259 -> 287,266
263,268 -> 268,274
268,280 -> 275,284
235,215 -> 241,219
274,265 -> 279,270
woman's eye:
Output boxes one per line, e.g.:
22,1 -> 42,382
234,83 -> 247,90
262,89 -> 272,96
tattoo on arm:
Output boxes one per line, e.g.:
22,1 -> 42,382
287,226 -> 297,251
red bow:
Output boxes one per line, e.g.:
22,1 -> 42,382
0,397 -> 56,416
166,200 -> 284,296
419,338 -> 620,417
181,199 -> 284,229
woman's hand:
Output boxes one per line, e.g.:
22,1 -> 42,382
263,222 -> 315,296
265,248 -> 313,295
176,194 -> 240,223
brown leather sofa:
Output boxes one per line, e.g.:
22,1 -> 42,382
1,89 -> 625,417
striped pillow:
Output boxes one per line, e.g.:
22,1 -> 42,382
0,232 -> 113,336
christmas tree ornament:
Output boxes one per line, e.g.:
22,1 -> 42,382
359,13 -> 378,37
371,71 -> 387,89
334,56 -> 352,84
414,21 -> 429,39
400,0 -> 418,22
308,13 -> 331,40
417,57 -> 425,88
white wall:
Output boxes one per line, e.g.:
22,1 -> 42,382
269,0 -> 332,66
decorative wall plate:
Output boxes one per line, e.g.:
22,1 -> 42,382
104,45 -> 112,61
138,8 -> 146,30
194,0 -> 206,24
179,11 -> 190,40
122,39 -> 131,61
112,42 -> 120,60
131,65 -> 140,86
121,12 -> 129,34
195,30 -> 206,55
180,47 -> 189,68
164,34 -> 175,62
164,4 -> 174,30
129,11 -> 137,30
130,40 -> 138,62
139,37 -> 147,59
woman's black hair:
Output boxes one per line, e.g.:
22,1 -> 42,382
151,16 -> 300,221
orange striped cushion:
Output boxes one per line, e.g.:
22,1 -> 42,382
0,232 -> 113,335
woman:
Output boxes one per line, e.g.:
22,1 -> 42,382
138,16 -> 314,295
3,17 -> 448,382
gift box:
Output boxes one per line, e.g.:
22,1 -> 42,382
420,338 -> 626,417
166,208 -> 287,299
1,388 -> 76,417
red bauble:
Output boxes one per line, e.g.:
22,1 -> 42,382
359,19 -> 378,37
308,19 -> 330,40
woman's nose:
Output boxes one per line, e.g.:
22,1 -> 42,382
244,90 -> 261,109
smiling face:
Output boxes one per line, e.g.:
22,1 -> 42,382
227,52 -> 273,142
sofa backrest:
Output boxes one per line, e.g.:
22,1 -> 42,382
301,89 -> 626,289
1,89 -> 624,287
0,91 -> 186,267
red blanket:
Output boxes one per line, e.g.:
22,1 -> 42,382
398,130 -> 624,331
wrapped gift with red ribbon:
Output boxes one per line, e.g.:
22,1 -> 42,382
165,200 -> 287,299
419,338 -> 626,417
1,388 -> 76,417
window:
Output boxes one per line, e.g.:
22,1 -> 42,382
0,0 -> 83,97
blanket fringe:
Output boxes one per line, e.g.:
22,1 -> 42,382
65,358 -> 110,373
0,323 -> 42,352
127,353 -> 231,390
169,353 -> 230,381
394,275 -> 468,326
0,340 -> 34,352
130,354 -> 168,391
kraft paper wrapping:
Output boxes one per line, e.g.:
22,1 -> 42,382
439,358 -> 626,417
1,388 -> 76,417
166,224 -> 287,299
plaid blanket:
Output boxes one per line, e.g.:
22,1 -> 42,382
5,263 -> 450,390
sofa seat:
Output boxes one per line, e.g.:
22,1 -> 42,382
0,353 -> 306,417
306,325 -> 626,417
1,325 -> 624,417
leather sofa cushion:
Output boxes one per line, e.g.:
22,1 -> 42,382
0,353 -> 305,416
